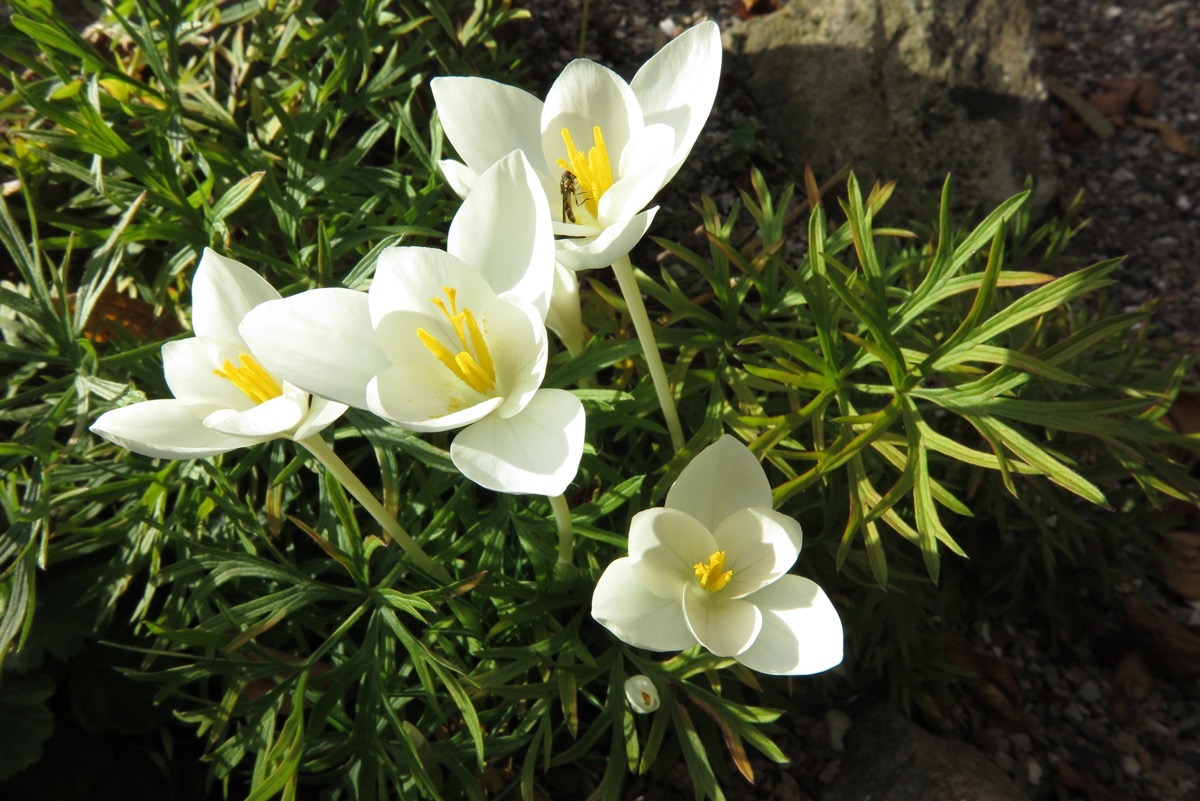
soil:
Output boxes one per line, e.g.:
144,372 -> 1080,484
514,2 -> 1200,800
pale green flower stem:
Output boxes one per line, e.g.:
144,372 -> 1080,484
611,254 -> 685,451
549,493 -> 574,566
298,435 -> 451,583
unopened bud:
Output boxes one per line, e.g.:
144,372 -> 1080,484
624,675 -> 660,713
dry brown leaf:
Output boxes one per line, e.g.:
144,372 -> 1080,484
1109,649 -> 1154,723
1134,81 -> 1160,114
1122,595 -> 1200,677
70,286 -> 183,344
1046,80 -> 1115,139
1087,89 -> 1135,118
1162,530 -> 1200,600
1055,758 -> 1135,801
1131,115 -> 1197,156
1038,31 -> 1069,49
731,0 -> 782,20
1060,107 -> 1088,141
948,640 -> 1027,730
1164,391 -> 1200,434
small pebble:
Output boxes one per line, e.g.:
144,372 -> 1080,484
1026,757 -> 1044,786
1080,680 -> 1102,703
1123,754 -> 1143,777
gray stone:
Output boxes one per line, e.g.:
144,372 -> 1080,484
819,707 -> 1028,801
728,0 -> 1056,218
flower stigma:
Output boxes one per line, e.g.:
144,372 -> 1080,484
417,286 -> 497,395
556,126 -> 613,220
693,550 -> 733,593
213,353 -> 283,404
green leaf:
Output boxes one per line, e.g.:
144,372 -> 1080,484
212,171 -> 267,223
0,674 -> 54,780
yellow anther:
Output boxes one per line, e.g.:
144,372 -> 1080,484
418,287 -> 497,395
213,353 -> 283,405
693,551 -> 733,593
556,125 -> 613,218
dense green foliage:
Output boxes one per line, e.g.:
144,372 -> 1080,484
2,1 -> 1196,799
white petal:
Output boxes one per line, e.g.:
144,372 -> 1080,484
449,388 -> 584,495
191,248 -> 281,342
597,123 -> 675,226
239,288 -> 389,410
554,208 -> 657,271
666,434 -> 773,531
370,247 -> 497,326
292,397 -> 348,441
712,507 -> 803,599
545,263 -> 583,354
163,337 -> 257,413
203,392 -> 305,437
630,20 -> 722,187
591,558 -> 697,652
736,575 -> 844,676
90,399 -> 253,459
628,507 -> 720,599
432,76 -> 546,177
448,151 -> 555,318
438,159 -> 478,198
367,360 -> 499,432
682,588 -> 762,658
540,59 -> 643,179
551,220 -> 597,237
488,300 -> 548,419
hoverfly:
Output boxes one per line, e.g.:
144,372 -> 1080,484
560,170 -> 583,223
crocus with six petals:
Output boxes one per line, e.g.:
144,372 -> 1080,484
240,151 -> 585,497
431,20 -> 722,272
591,436 -> 843,675
90,249 -> 347,459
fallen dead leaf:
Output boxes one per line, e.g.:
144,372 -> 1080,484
948,640 -> 1028,730
1109,649 -> 1154,724
70,286 -> 183,344
1131,115 -> 1196,156
731,0 -> 782,19
1121,595 -> 1200,678
1056,758 -> 1135,801
1038,31 -> 1069,49
1162,530 -> 1200,601
1046,80 -> 1115,139
1164,391 -> 1200,434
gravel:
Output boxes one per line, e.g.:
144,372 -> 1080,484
515,2 -> 1200,800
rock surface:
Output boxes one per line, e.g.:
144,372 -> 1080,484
820,706 -> 1028,801
728,0 -> 1056,216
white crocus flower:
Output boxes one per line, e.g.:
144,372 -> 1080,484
90,249 -> 347,459
431,20 -> 722,272
240,151 -> 585,497
592,436 -> 844,676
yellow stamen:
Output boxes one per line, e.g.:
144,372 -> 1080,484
693,551 -> 733,593
556,125 -> 613,218
213,353 -> 283,405
417,286 -> 497,395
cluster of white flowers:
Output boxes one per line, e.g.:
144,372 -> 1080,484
89,22 -> 843,677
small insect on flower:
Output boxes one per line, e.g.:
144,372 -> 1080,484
559,170 -> 582,223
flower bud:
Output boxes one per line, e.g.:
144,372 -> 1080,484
624,675 -> 660,713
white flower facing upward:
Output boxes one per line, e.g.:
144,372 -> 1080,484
592,436 -> 844,676
90,249 -> 347,459
240,151 -> 585,497
431,20 -> 722,272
